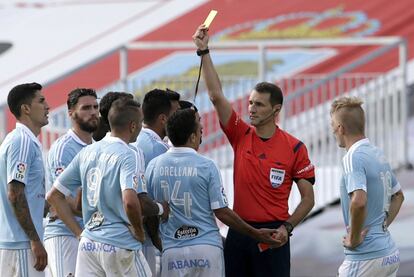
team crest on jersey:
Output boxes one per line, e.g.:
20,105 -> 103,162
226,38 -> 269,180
270,168 -> 285,188
174,225 -> 199,239
54,167 -> 64,177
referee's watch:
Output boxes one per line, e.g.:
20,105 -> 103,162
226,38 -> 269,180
282,221 -> 294,236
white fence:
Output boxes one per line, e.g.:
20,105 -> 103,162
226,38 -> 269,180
41,37 -> 408,217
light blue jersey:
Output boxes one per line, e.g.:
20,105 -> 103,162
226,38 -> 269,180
145,147 -> 228,252
133,128 -> 169,168
44,129 -> 87,240
340,138 -> 400,261
54,135 -> 147,250
0,123 -> 45,249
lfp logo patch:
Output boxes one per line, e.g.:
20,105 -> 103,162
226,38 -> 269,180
54,167 -> 64,177
15,162 -> 27,181
132,175 -> 139,190
17,162 -> 26,173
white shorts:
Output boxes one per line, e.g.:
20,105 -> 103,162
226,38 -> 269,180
44,236 -> 78,277
0,248 -> 45,277
161,244 -> 224,277
75,237 -> 151,277
142,238 -> 161,277
338,249 -> 400,277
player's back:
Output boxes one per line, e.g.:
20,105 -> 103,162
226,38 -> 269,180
146,147 -> 226,251
75,136 -> 142,250
341,140 -> 399,260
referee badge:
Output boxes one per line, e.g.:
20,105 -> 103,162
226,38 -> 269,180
270,168 -> 285,188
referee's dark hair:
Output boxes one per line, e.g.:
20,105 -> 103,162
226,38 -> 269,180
108,98 -> 141,131
167,109 -> 197,147
8,82 -> 42,118
254,82 -> 283,106
142,89 -> 172,125
67,88 -> 97,110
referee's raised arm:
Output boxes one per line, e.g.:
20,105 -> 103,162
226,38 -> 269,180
193,24 -> 232,126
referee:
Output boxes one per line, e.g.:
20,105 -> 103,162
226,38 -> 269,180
192,25 -> 316,277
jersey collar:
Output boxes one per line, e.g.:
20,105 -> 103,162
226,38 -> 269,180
347,138 -> 370,154
15,122 -> 42,148
103,135 -> 128,146
168,147 -> 197,154
67,129 -> 88,146
142,128 -> 163,142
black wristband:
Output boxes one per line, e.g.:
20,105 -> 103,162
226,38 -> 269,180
282,221 -> 294,236
197,48 -> 209,56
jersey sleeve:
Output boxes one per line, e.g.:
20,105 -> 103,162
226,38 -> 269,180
220,109 -> 250,149
54,152 -> 82,197
390,170 -> 401,194
208,160 -> 229,210
120,149 -> 147,194
7,134 -> 33,186
47,144 -> 73,192
343,153 -> 367,194
292,141 -> 315,182
144,159 -> 157,199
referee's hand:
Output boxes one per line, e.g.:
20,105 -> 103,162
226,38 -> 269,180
255,228 -> 282,245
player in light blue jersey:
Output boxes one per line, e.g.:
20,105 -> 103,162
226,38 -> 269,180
131,88 -> 180,276
0,83 -> 49,276
44,88 -> 99,277
132,89 -> 178,165
145,109 -> 279,277
92,91 -> 133,142
47,98 -> 152,276
330,97 -> 404,277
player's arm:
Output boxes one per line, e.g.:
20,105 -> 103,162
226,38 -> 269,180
346,189 -> 367,248
8,181 -> 47,271
192,25 -> 232,126
66,189 -> 82,217
386,190 -> 404,226
123,189 -> 145,243
47,186 -> 83,238
214,207 -> 278,245
138,193 -> 169,219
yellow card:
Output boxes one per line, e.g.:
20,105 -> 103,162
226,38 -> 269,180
203,10 -> 217,28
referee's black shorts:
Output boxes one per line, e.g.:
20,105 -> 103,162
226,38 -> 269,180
224,221 -> 290,277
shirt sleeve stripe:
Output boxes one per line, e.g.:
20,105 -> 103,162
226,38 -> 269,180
392,182 -> 402,194
53,180 -> 72,197
19,132 -> 29,162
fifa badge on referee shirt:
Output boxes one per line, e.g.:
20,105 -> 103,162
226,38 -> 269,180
270,168 -> 285,188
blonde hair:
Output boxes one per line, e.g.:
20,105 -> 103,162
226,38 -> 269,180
330,96 -> 365,135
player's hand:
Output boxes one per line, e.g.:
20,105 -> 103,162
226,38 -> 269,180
192,24 -> 209,50
254,228 -> 281,245
342,228 -> 368,249
160,201 -> 170,222
30,240 -> 47,271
